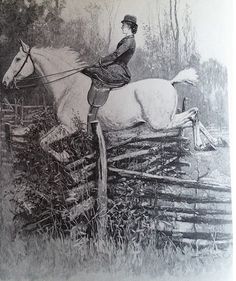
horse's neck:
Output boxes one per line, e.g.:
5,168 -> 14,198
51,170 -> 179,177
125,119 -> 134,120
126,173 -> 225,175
31,48 -> 89,106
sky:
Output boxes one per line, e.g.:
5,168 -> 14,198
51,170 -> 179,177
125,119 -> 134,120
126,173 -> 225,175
60,0 -> 233,69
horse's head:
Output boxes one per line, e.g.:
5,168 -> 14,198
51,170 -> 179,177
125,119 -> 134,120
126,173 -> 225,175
2,40 -> 34,89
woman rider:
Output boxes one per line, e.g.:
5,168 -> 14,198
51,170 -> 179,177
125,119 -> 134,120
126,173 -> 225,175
82,15 -> 138,133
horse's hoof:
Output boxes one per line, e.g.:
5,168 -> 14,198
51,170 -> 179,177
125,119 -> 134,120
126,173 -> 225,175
216,137 -> 228,147
195,143 -> 216,151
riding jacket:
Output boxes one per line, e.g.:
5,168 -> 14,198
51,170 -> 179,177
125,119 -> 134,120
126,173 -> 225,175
82,35 -> 136,88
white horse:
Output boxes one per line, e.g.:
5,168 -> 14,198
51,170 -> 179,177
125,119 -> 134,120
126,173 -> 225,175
2,40 -> 224,162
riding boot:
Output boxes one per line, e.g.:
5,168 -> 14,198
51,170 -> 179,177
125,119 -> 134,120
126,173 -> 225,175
86,79 -> 110,137
87,106 -> 99,136
87,113 -> 95,135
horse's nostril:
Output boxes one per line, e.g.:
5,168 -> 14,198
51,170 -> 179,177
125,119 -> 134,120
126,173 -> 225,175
3,81 -> 7,89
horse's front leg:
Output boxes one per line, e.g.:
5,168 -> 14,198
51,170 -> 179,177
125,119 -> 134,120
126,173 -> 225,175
191,116 -> 210,150
199,121 -> 228,147
40,124 -> 75,162
185,110 -> 227,149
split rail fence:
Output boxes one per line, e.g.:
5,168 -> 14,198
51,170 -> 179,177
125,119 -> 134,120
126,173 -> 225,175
0,101 -> 232,249
64,127 -> 232,249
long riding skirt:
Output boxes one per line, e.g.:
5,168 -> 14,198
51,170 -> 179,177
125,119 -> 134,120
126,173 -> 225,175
82,63 -> 131,88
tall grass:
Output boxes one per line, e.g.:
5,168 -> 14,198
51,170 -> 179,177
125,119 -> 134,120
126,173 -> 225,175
0,229 -> 232,281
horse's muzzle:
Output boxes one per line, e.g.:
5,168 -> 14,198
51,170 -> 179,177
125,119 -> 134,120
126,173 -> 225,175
2,79 -> 15,89
2,80 -> 8,89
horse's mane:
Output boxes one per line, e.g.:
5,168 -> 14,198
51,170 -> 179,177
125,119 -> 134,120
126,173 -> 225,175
34,46 -> 87,69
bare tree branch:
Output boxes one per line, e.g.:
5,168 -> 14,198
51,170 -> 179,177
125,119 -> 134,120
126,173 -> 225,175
158,13 -> 164,49
174,0 -> 179,41
169,0 -> 176,40
104,0 -> 121,51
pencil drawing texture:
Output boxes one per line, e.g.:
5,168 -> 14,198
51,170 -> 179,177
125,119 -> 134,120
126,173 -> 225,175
0,1 -> 232,281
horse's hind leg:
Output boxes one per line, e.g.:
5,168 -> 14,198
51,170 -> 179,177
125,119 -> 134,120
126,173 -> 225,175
40,124 -> 75,162
168,108 -> 216,150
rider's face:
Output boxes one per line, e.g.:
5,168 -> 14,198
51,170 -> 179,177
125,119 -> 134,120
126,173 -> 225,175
121,23 -> 130,35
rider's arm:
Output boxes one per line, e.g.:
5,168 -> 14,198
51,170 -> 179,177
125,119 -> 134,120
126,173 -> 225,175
100,37 -> 132,66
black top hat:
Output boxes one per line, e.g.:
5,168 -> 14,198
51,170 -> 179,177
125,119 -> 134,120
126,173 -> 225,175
121,15 -> 137,26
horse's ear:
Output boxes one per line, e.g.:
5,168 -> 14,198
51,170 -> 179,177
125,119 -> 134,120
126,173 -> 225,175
19,39 -> 30,53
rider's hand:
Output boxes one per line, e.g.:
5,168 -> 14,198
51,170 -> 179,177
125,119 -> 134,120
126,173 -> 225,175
93,58 -> 102,67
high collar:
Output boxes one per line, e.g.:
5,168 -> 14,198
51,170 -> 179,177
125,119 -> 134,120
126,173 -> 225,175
124,34 -> 134,39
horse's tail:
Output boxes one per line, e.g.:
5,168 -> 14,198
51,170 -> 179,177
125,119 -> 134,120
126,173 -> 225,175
170,68 -> 198,86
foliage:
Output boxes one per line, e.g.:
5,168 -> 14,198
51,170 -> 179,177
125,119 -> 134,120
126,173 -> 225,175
0,0 -> 63,104
7,108 -> 193,243
199,59 -> 228,126
10,109 -> 93,237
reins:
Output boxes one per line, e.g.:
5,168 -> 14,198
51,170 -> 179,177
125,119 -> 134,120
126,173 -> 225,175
13,47 -> 88,90
17,68 -> 85,89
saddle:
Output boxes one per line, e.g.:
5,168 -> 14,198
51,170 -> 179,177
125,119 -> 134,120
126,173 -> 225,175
87,79 -> 125,108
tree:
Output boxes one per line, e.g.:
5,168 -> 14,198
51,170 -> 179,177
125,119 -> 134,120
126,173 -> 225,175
0,0 -> 65,105
199,59 -> 228,127
139,0 -> 229,128
141,1 -> 198,79
181,4 -> 197,66
103,0 -> 121,52
84,2 -> 107,60
169,0 -> 180,71
0,0 -> 44,46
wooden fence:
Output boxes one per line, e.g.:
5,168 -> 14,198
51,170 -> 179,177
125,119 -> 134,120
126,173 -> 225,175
64,128 -> 232,248
0,101 -> 232,249
1,99 -> 51,123
1,99 -> 51,147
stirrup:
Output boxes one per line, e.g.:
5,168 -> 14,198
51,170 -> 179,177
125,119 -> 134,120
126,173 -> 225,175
90,119 -> 99,124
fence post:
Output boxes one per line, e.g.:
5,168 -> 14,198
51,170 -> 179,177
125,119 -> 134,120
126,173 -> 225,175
14,98 -> 18,124
4,123 -> 11,151
92,120 -> 108,240
20,99 -> 24,125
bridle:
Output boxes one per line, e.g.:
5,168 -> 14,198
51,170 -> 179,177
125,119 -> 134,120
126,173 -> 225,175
13,47 -> 35,89
14,47 -> 35,79
12,47 -> 88,90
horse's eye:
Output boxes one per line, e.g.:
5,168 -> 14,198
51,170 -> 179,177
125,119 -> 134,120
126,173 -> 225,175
16,58 -> 21,62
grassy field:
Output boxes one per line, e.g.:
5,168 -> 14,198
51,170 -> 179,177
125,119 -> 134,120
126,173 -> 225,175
0,232 -> 232,281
